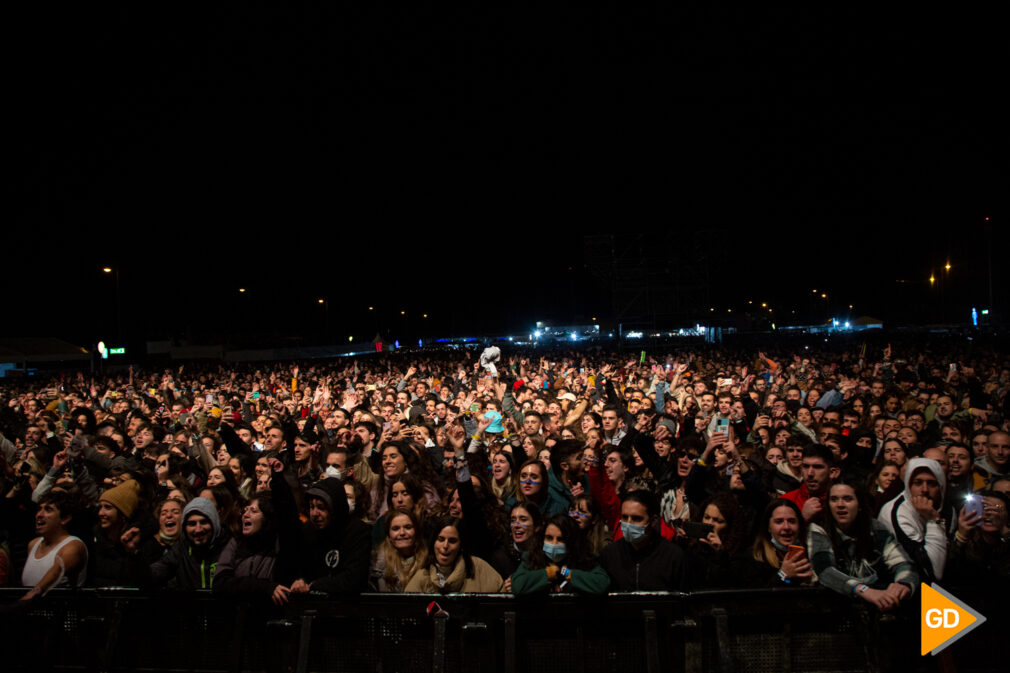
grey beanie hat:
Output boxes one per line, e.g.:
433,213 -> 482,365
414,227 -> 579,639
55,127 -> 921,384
182,497 -> 222,542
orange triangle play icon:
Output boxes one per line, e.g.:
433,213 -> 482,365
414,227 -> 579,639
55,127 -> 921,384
920,583 -> 986,656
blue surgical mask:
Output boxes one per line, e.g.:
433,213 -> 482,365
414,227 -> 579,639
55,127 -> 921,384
543,542 -> 567,561
621,521 -> 647,543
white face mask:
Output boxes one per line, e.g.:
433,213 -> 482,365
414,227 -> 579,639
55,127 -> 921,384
325,466 -> 343,480
347,500 -> 356,514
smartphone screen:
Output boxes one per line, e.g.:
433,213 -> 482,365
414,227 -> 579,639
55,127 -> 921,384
964,495 -> 983,520
679,522 -> 714,539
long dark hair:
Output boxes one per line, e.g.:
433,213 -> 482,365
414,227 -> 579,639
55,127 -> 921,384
524,513 -> 596,571
515,458 -> 548,506
386,473 -> 426,514
820,479 -> 875,563
751,498 -> 805,566
697,492 -> 747,557
427,515 -> 475,578
508,500 -> 544,545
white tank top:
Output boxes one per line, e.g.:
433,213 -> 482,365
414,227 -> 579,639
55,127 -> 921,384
21,536 -> 88,589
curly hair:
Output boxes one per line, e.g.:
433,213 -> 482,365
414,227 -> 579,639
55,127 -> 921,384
697,492 -> 747,558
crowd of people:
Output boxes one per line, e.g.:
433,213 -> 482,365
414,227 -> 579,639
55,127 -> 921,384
1,339 -> 1008,616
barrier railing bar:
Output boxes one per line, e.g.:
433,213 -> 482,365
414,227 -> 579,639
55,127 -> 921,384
643,610 -> 660,673
295,609 -> 315,673
503,611 -> 516,673
432,611 -> 448,673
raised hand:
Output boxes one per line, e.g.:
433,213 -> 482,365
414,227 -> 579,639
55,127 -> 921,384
446,425 -> 467,453
121,527 -> 142,553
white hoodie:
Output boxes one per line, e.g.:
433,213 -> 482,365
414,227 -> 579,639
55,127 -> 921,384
877,457 -> 948,581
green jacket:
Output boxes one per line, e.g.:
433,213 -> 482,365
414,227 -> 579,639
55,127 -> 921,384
510,553 -> 610,595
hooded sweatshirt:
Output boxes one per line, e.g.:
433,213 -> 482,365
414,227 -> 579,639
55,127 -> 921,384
300,478 -> 371,595
877,457 -> 948,581
148,497 -> 228,590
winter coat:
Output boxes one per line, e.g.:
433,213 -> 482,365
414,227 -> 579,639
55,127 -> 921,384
403,555 -> 504,594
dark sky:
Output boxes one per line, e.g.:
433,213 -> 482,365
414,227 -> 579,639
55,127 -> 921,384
8,6 -> 1005,349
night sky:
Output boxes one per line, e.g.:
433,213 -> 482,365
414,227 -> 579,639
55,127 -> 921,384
8,5 -> 1005,351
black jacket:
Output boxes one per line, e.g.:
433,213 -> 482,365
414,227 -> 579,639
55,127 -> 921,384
285,477 -> 371,595
599,534 -> 687,592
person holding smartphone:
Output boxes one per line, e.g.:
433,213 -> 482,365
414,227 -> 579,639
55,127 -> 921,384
736,499 -> 813,587
945,490 -> 1009,586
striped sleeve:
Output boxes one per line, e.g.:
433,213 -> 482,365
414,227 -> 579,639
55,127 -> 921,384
807,524 -> 862,597
879,526 -> 919,593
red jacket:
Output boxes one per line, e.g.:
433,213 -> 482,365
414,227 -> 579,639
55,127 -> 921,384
782,483 -> 822,510
587,466 -> 676,541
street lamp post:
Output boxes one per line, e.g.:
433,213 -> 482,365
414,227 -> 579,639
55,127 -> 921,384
318,299 -> 328,342
103,267 -> 122,343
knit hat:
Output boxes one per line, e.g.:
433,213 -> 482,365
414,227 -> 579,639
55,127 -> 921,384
484,410 -> 505,434
182,497 -> 222,542
100,479 -> 141,518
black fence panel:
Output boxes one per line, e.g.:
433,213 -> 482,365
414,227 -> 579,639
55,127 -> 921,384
0,587 -> 1001,673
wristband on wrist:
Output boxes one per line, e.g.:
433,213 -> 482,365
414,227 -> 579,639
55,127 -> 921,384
560,565 -> 571,580
777,569 -> 791,584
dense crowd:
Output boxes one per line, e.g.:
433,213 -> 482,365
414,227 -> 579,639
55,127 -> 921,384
2,341 -> 1008,615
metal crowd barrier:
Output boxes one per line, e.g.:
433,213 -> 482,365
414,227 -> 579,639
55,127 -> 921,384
0,587 -> 1001,673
